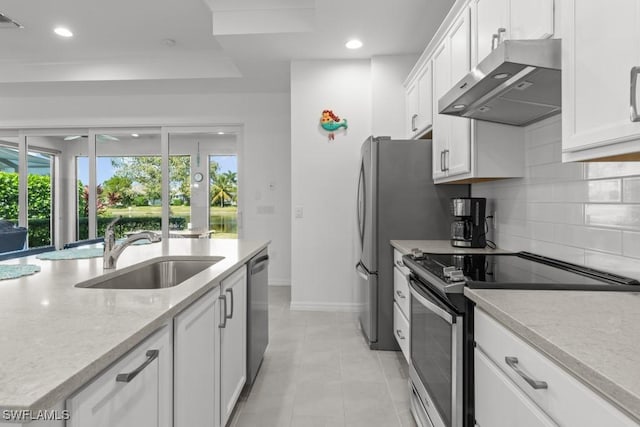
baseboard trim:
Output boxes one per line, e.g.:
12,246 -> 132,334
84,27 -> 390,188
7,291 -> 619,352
268,279 -> 291,287
289,301 -> 359,312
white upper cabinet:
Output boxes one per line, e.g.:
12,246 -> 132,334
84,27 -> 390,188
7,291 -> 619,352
432,11 -> 472,180
417,64 -> 434,134
473,0 -> 554,66
447,9 -> 473,177
405,62 -> 434,138
475,0 -> 507,65
509,0 -> 554,40
406,0 -> 527,183
562,0 -> 640,161
406,80 -> 420,137
432,40 -> 452,181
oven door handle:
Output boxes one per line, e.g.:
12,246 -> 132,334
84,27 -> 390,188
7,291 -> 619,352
409,279 -> 454,325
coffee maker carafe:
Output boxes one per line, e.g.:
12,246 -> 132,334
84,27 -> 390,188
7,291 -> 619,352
450,197 -> 487,248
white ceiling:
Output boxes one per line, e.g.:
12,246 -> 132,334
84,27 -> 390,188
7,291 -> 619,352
0,0 -> 454,95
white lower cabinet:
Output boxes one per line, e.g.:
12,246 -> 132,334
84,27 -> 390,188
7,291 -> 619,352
174,265 -> 247,427
475,348 -> 557,427
66,325 -> 173,427
174,288 -> 221,427
475,309 -> 639,427
392,250 -> 411,363
220,266 -> 247,427
393,302 -> 410,360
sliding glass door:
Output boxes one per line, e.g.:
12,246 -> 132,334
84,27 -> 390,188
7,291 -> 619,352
0,126 -> 242,249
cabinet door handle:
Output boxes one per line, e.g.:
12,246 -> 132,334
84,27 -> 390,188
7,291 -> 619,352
491,33 -> 499,50
396,290 -> 406,299
218,294 -> 227,328
440,150 -> 446,172
396,329 -> 406,340
225,288 -> 234,319
505,356 -> 548,390
497,27 -> 506,44
630,66 -> 640,122
444,149 -> 450,171
116,349 -> 159,383
412,114 -> 419,132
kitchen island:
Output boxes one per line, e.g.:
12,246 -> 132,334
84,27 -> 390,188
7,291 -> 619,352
466,287 -> 640,425
0,238 -> 268,419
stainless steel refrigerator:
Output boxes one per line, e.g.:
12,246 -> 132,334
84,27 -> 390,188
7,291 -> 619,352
355,136 -> 469,350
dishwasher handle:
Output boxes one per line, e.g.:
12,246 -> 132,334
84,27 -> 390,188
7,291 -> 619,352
251,255 -> 269,274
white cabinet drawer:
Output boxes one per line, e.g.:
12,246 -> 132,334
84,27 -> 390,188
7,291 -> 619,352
475,347 -> 558,427
393,266 -> 410,317
475,309 -> 638,427
393,249 -> 410,275
393,302 -> 410,362
67,325 -> 173,427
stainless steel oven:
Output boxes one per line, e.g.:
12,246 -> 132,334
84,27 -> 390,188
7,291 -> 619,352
402,250 -> 640,427
409,275 -> 464,427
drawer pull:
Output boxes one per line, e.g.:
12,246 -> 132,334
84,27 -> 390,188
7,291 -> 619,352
505,356 -> 548,390
116,349 -> 159,383
395,290 -> 406,299
396,329 -> 406,340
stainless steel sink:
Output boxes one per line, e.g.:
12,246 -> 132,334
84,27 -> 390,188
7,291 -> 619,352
75,257 -> 224,289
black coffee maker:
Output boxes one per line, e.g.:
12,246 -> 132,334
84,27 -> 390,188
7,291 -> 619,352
450,197 -> 487,248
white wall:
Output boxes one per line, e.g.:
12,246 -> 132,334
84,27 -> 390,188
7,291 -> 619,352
371,55 -> 417,139
473,115 -> 640,280
0,92 -> 292,285
290,59 -> 372,310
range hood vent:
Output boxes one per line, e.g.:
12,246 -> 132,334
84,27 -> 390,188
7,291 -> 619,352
439,39 -> 561,127
0,13 -> 23,29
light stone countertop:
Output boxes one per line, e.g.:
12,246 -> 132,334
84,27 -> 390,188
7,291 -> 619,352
465,288 -> 640,423
0,238 -> 268,412
390,239 -> 513,255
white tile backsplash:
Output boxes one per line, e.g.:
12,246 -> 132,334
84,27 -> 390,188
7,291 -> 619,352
473,116 -> 640,280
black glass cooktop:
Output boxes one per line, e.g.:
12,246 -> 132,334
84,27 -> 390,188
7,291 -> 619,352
403,252 -> 640,291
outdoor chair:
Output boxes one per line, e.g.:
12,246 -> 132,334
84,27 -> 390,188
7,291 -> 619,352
0,220 -> 28,254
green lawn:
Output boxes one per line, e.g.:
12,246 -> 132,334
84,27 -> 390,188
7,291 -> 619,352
104,205 -> 238,238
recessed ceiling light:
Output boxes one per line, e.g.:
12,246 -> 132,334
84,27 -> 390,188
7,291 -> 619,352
217,131 -> 225,135
54,27 -> 73,38
452,104 -> 466,110
131,133 -> 139,138
345,39 -> 363,50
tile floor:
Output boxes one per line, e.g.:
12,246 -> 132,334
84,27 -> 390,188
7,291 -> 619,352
229,286 -> 417,427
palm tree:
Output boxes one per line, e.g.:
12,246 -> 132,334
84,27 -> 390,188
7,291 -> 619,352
211,174 -> 235,207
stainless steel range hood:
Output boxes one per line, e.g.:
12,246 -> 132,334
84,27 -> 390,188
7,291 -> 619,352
438,39 -> 561,126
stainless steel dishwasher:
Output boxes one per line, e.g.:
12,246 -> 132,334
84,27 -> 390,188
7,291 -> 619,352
246,248 -> 269,385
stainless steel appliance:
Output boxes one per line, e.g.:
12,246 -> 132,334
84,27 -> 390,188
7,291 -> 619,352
246,249 -> 269,386
355,136 -> 468,350
450,198 -> 486,248
439,39 -> 561,126
402,251 -> 639,427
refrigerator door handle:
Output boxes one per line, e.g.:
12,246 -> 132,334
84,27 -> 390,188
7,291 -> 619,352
356,162 -> 366,247
355,261 -> 369,281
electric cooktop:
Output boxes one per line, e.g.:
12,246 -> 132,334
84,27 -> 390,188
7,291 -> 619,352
402,251 -> 640,292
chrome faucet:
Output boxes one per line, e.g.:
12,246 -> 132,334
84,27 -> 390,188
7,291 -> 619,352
103,216 -> 161,269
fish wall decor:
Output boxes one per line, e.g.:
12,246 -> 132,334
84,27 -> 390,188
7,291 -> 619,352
320,109 -> 348,140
